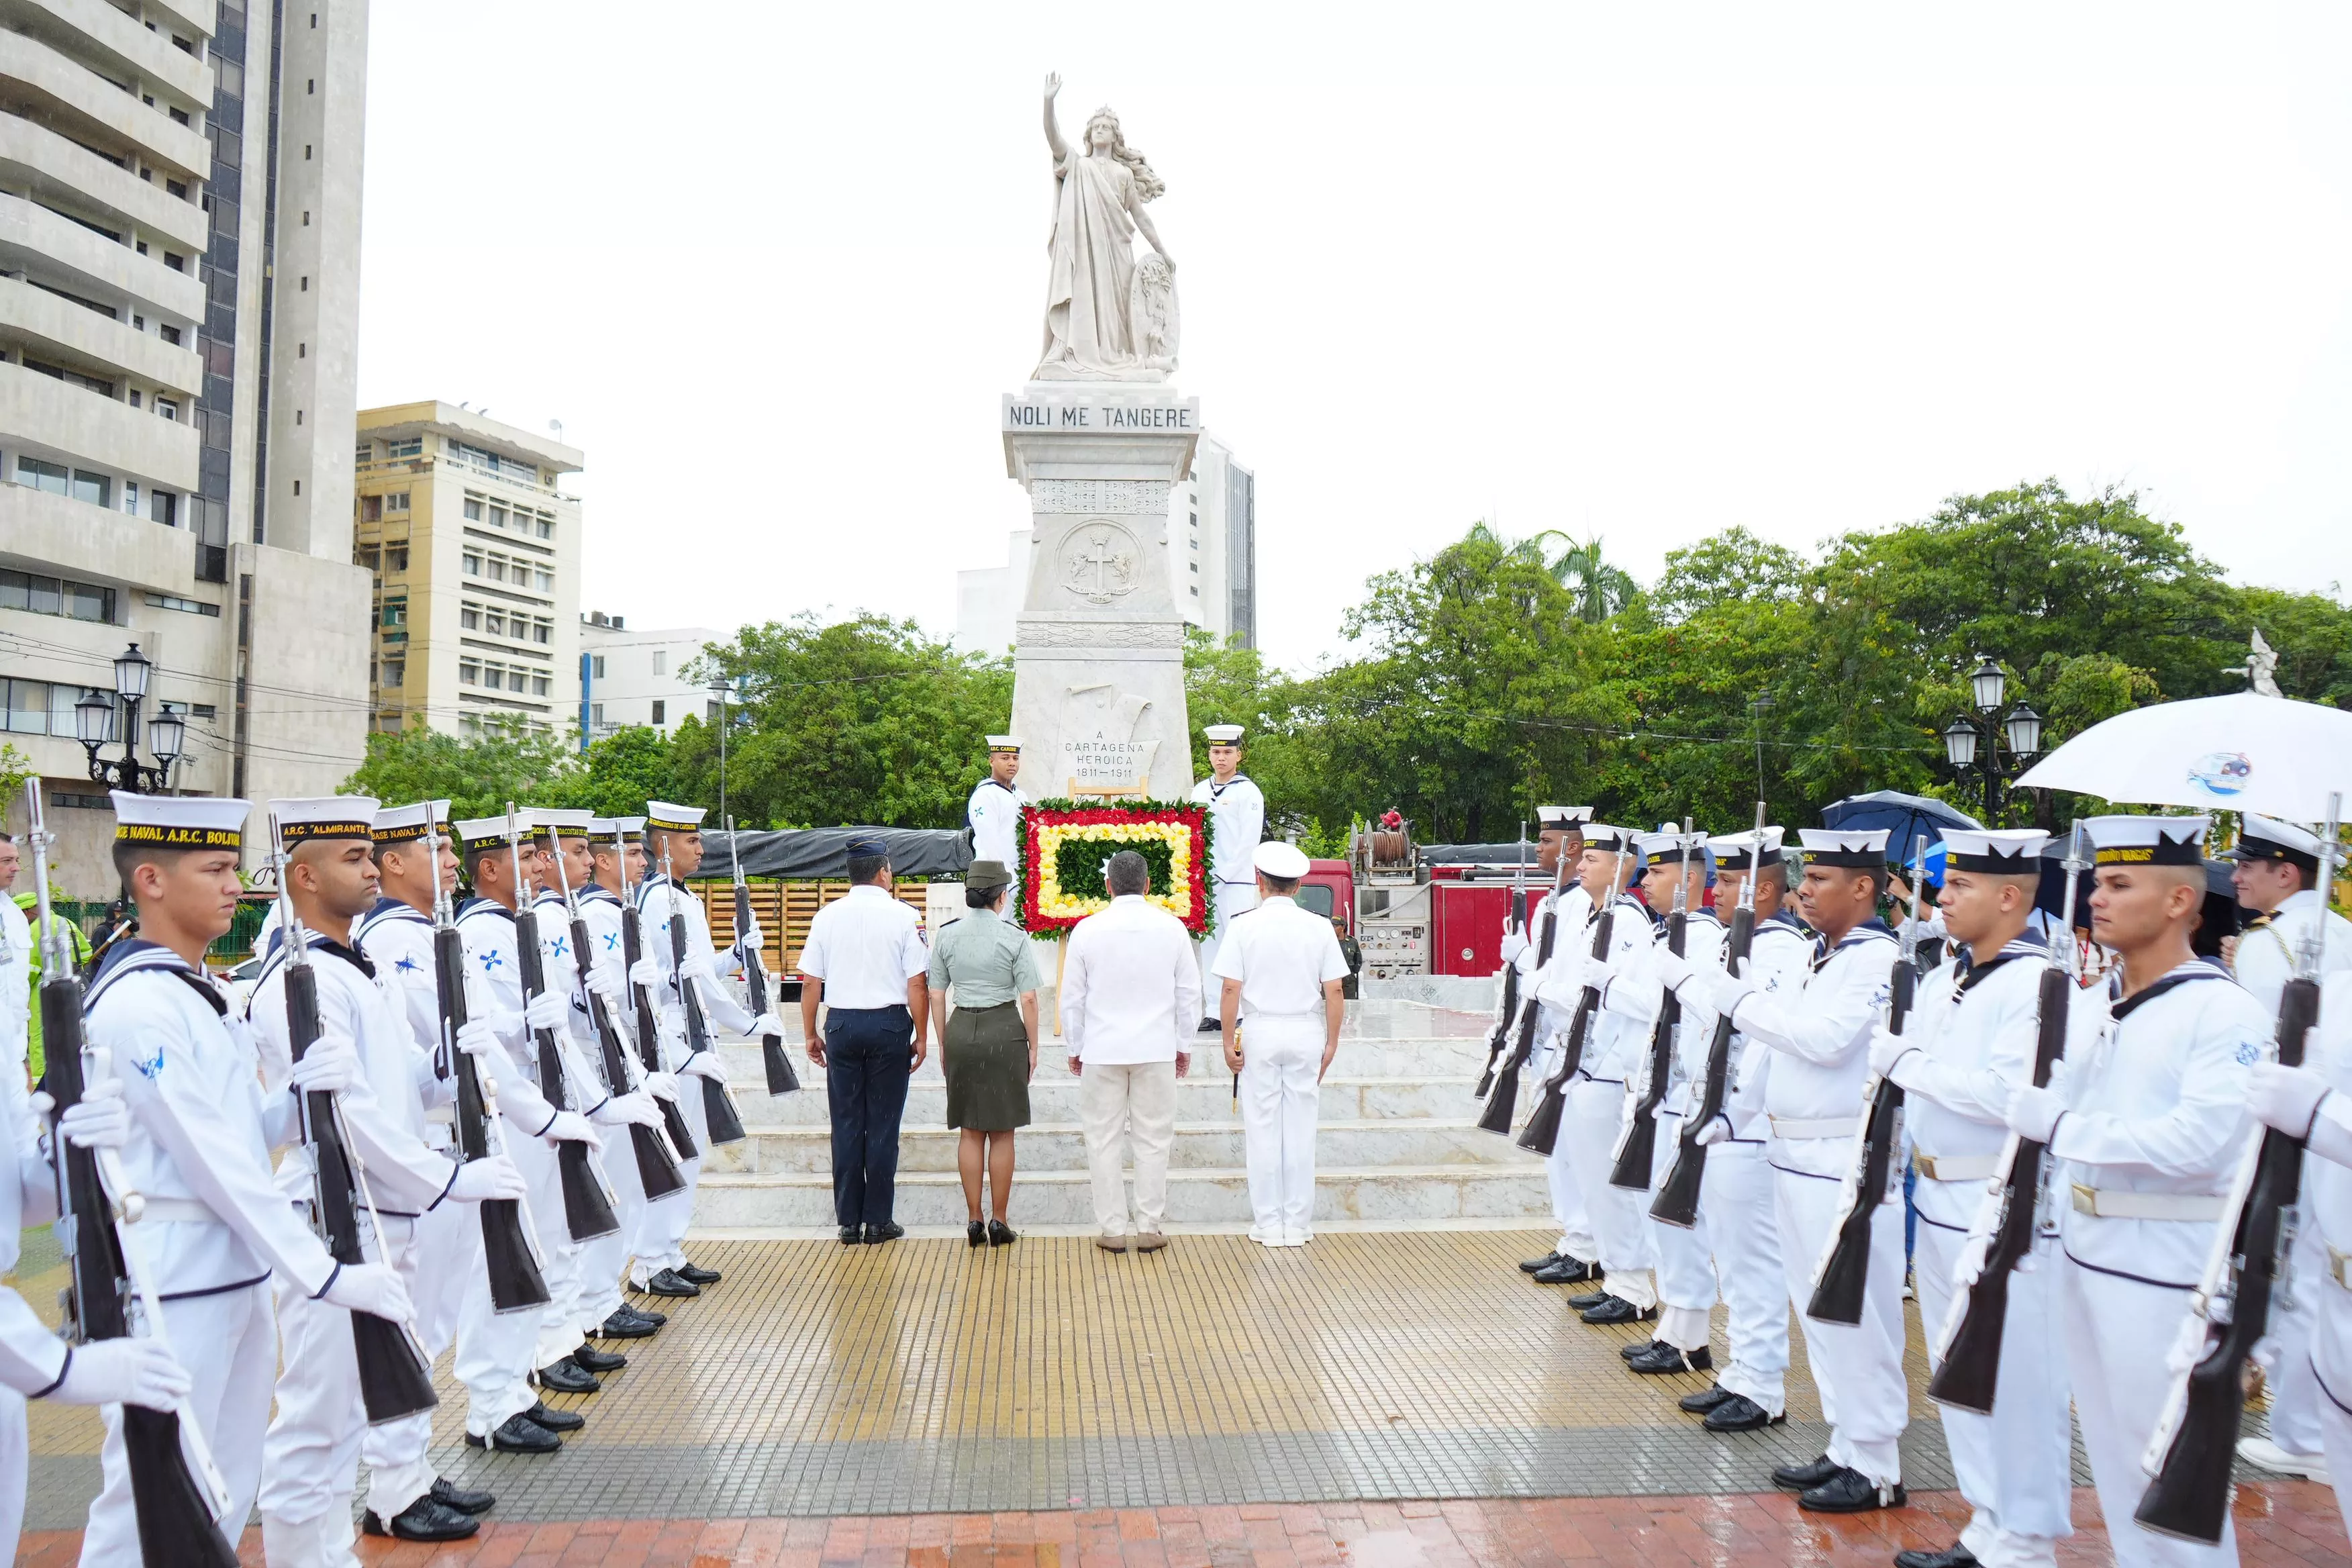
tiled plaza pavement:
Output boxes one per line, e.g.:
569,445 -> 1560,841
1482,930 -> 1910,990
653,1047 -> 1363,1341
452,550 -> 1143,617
15,1230 -> 2347,1561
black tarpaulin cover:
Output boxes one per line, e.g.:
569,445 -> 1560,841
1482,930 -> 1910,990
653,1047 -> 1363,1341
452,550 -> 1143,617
686,828 -> 973,881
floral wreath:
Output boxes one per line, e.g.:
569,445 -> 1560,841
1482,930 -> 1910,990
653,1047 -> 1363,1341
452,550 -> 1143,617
1018,799 -> 1210,934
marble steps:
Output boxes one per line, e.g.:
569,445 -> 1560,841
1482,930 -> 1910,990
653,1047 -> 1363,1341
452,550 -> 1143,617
724,1073 -> 1493,1130
701,1118 -> 1509,1176
709,1032 -> 1493,1090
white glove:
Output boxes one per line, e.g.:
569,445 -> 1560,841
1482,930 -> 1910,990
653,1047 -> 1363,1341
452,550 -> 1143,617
1866,1024 -> 1920,1085
2247,1061 -> 2332,1139
1653,945 -> 1694,993
454,1018 -> 501,1059
1498,930 -> 1528,965
679,1050 -> 730,1084
524,989 -> 571,1032
1693,1114 -> 1732,1148
583,962 -> 623,1001
50,1337 -> 191,1410
2004,1083 -> 2064,1143
54,1081 -> 130,1150
642,1070 -> 681,1103
1688,965 -> 1753,1020
289,1034 -> 360,1095
629,957 -> 663,989
320,1262 -> 414,1322
679,952 -> 719,985
596,1090 -> 663,1128
748,1011 -> 786,1040
1950,1230 -> 1993,1291
738,919 -> 764,954
446,1153 -> 528,1203
542,1110 -> 603,1150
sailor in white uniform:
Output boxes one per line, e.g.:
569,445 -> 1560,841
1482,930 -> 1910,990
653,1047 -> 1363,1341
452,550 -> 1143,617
583,815 -> 679,1346
1667,825 -> 1909,1514
1192,724 -> 1267,1032
0,832 -> 28,1071
2003,815 -> 2269,1568
2223,815 -> 2352,1483
967,736 -> 1028,924
79,793 -> 413,1566
1868,828 -> 2073,1568
1674,827 -> 1802,1434
246,797 -> 526,1563
1518,806 -> 1599,1285
1214,841 -> 1349,1246
1530,824 -> 1657,1320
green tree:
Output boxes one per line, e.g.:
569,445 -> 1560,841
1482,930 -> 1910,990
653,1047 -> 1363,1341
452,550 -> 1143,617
548,726 -> 681,818
1527,532 -> 1641,624
343,718 -> 581,819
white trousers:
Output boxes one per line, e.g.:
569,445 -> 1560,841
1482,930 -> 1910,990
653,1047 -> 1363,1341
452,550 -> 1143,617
1240,1019 -> 1320,1239
81,1279 -> 276,1566
0,1386 -> 22,1565
1776,1166 -> 1908,1486
579,1126 -> 647,1330
1198,884 -> 1261,1016
634,1049 -> 708,1281
451,1238 -> 540,1436
2320,1269 -> 2352,1552
505,1129 -> 585,1373
1700,1140 -> 1788,1414
1528,1036 -> 1596,1260
1079,1059 -> 1177,1236
356,1206 -> 450,1529
1913,1211 -> 2073,1564
2261,1153 -> 2327,1457
2060,1257 -> 2236,1568
1646,1110 -> 1719,1352
1563,1077 -> 1654,1308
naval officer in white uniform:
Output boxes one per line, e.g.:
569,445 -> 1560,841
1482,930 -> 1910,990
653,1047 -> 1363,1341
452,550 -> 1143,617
1191,723 -> 1266,1032
967,736 -> 1027,924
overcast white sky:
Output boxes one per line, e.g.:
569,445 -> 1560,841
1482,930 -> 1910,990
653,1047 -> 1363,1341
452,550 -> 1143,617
356,3 -> 2352,674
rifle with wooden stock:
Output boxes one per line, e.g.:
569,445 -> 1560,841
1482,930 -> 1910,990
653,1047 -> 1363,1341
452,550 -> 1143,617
730,814 -> 799,1095
1474,826 -> 1531,1101
662,844 -> 748,1146
1517,837 -> 1632,1159
1651,801 -> 1769,1228
617,824 -> 699,1163
507,807 -> 622,1242
1610,819 -> 1693,1190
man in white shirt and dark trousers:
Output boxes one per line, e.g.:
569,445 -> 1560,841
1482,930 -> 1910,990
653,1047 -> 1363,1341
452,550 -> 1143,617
967,737 -> 1027,924
1193,723 -> 1267,1032
798,838 -> 930,1244
1063,850 -> 1199,1253
1215,841 -> 1349,1246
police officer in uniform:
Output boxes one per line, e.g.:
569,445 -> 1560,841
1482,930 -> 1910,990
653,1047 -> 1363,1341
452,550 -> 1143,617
968,737 -> 1027,924
1192,724 -> 1266,1032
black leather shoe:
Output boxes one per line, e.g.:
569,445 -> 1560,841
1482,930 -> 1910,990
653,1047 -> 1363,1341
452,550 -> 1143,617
677,1262 -> 722,1285
430,1477 -> 495,1514
626,1304 -> 667,1327
533,1357 -> 599,1395
1703,1393 -> 1785,1433
863,1221 -> 904,1244
362,1498 -> 481,1541
1579,1295 -> 1655,1326
1619,1338 -> 1655,1361
840,1224 -> 863,1244
599,1310 -> 658,1340
520,1399 -> 584,1432
1518,1251 -> 1561,1274
1626,1342 -> 1713,1375
1893,1547 -> 1980,1568
989,1219 -> 1018,1246
1533,1258 -> 1601,1285
1771,1453 -> 1840,1491
639,1267 -> 701,1298
1798,1467 -> 1905,1513
464,1414 -> 562,1453
1565,1289 -> 1612,1311
1677,1384 -> 1734,1414
969,1220 -> 988,1247
572,1342 -> 628,1373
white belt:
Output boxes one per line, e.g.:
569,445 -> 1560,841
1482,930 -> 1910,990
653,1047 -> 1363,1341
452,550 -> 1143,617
2069,1184 -> 2226,1222
132,1197 -> 221,1225
1770,1116 -> 1858,1140
1914,1151 -> 2000,1183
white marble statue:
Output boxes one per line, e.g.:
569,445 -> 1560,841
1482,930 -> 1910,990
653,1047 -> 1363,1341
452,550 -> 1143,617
1034,73 -> 1178,382
2228,628 -> 2284,696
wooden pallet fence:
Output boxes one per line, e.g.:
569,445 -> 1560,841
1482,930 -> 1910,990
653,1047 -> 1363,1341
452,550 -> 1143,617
689,880 -> 930,977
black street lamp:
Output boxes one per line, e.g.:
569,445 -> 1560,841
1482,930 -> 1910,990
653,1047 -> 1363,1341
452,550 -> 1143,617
1940,654 -> 2041,823
76,642 -> 183,794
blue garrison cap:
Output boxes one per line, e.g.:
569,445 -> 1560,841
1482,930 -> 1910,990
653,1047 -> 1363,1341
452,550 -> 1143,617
846,836 -> 890,859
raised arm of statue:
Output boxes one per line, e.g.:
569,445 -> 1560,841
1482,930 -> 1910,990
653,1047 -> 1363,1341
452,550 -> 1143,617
1043,73 -> 1069,166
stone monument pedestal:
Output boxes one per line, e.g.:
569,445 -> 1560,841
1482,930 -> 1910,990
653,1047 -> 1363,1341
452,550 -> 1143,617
1001,384 -> 1202,804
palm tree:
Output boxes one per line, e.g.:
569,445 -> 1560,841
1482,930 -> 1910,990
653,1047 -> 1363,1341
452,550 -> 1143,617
1526,531 -> 1639,623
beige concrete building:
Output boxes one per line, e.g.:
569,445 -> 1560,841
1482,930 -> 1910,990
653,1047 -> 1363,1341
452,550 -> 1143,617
0,0 -> 372,897
355,402 -> 583,737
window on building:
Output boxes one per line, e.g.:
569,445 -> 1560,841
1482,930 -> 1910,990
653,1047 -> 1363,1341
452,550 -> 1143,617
381,597 -> 407,628
1189,562 -> 1198,573
532,618 -> 550,644
591,655 -> 606,678
356,544 -> 380,569
591,703 -> 604,726
462,552 -> 482,576
486,558 -> 506,583
536,518 -> 554,539
462,497 -> 483,521
356,442 -> 373,463
15,457 -> 66,495
360,495 -> 382,522
154,397 -> 178,421
151,491 -> 177,527
460,605 -> 479,630
507,669 -> 527,693
650,699 -> 666,725
160,324 -> 181,345
387,436 -> 421,458
533,568 -> 553,592
652,651 -> 667,676
1,569 -> 115,623
488,505 -> 507,529
381,658 -> 404,687
485,611 -> 506,638
143,593 -> 220,617
459,659 -> 479,686
385,546 -> 408,573
531,675 -> 549,696
387,491 -> 409,511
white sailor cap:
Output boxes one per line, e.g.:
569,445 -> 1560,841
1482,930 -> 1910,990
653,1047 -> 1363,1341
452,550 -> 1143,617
371,799 -> 450,846
645,800 -> 705,834
1943,828 -> 2051,873
1581,823 -> 1634,853
2222,814 -> 2324,873
1798,826 -> 1891,869
2084,814 -> 2209,867
534,808 -> 596,837
111,791 -> 250,851
454,810 -> 533,852
1636,825 -> 1706,864
1707,826 -> 1786,871
268,797 -> 378,845
1536,805 -> 1594,830
587,816 -> 646,840
1204,724 -> 1245,745
985,734 -> 1021,752
1255,840 -> 1311,879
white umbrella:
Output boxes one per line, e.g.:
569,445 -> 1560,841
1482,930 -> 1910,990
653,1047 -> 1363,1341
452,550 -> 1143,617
2014,691 -> 2352,821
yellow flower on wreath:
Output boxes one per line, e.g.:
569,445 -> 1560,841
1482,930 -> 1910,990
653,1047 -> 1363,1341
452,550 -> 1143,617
1032,818 -> 1199,921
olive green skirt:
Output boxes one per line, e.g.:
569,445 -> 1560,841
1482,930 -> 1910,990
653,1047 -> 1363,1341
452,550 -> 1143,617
942,1001 -> 1032,1132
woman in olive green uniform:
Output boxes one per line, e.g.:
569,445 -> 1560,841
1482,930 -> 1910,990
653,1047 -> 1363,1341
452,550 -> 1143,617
927,861 -> 1042,1245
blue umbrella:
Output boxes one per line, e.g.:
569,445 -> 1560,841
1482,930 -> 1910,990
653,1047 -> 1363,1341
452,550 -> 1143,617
1820,791 -> 1982,854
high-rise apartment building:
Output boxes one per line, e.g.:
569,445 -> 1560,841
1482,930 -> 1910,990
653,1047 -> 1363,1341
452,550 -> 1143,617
354,401 -> 583,736
579,611 -> 722,742
956,430 -> 1256,654
0,1 -> 372,895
